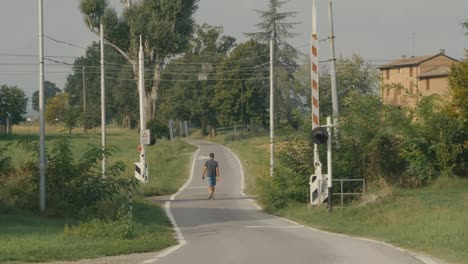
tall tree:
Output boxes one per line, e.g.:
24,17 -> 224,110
79,0 -> 199,120
159,24 -> 235,135
246,0 -> 301,127
64,42 -> 130,130
31,81 -> 61,112
213,40 -> 270,129
317,54 -> 380,117
0,85 -> 28,134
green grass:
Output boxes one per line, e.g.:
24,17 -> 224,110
0,124 -> 197,262
207,132 -> 468,264
0,200 -> 175,262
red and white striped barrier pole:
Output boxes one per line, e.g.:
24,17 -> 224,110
311,0 -> 320,167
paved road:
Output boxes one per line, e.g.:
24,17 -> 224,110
48,140 -> 440,264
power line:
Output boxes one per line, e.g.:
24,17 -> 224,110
43,35 -> 87,50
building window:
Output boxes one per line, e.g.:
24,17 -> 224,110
426,79 -> 430,90
409,67 -> 413,77
409,81 -> 414,94
386,87 -> 390,96
386,69 -> 390,80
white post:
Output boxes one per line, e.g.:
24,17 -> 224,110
328,0 -> 339,131
38,0 -> 46,212
269,38 -> 275,177
139,36 -> 146,168
311,0 -> 320,168
100,23 -> 106,177
326,117 -> 333,213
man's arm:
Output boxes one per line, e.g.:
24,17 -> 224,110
202,166 -> 207,179
216,166 -> 220,178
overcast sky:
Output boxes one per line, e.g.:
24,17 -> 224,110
0,0 -> 467,107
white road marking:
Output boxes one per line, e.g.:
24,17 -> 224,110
196,155 -> 210,160
141,147 -> 201,264
244,225 -> 304,229
140,258 -> 159,264
222,146 -> 246,196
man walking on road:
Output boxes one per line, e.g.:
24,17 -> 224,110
202,153 -> 220,200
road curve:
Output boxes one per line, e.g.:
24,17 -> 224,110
141,140 -> 431,264
46,140 -> 441,264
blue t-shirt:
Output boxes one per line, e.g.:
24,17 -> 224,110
205,159 -> 218,177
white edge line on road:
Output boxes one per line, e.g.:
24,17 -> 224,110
141,145 -> 200,264
245,225 -> 304,229
222,145 -> 246,196
222,144 -> 444,264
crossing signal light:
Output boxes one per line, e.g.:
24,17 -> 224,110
312,127 -> 328,145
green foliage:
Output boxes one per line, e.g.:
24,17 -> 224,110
213,40 -> 269,128
80,0 -> 199,119
159,24 -> 236,134
64,205 -> 134,240
0,144 -> 13,187
147,118 -> 169,139
31,81 -> 61,112
0,84 -> 28,126
449,57 -> 468,124
246,0 -> 302,128
16,137 -> 135,216
45,93 -> 69,125
257,138 -> 312,210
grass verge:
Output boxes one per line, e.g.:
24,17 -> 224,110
0,200 -> 175,262
213,132 -> 468,264
0,125 -> 197,262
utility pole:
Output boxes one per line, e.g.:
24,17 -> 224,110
328,0 -> 339,131
38,0 -> 46,212
138,35 -> 146,175
100,23 -> 106,177
82,66 -> 87,133
269,38 -> 275,177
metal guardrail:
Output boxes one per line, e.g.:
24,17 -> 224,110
319,179 -> 366,207
332,179 -> 365,207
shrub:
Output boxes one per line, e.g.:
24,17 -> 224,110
0,144 -> 13,186
16,137 -> 137,217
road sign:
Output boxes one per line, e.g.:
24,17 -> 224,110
135,161 -> 148,183
140,129 -> 150,145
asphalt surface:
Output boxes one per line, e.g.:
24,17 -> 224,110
47,140 -> 440,264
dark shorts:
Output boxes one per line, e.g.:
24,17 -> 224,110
207,176 -> 216,186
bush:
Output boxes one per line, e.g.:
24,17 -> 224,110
257,138 -> 312,210
0,144 -> 13,186
64,205 -> 134,239
147,119 -> 170,139
16,137 -> 137,217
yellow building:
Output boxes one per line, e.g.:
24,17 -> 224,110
379,51 -> 459,107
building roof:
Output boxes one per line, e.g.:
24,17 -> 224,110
379,53 -> 458,69
379,55 -> 432,69
417,65 -> 451,79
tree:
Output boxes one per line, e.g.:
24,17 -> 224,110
79,0 -> 199,120
318,54 -> 380,117
31,81 -> 61,112
158,24 -> 236,135
213,40 -> 270,129
64,42 -> 129,131
246,0 -> 301,127
45,93 -> 68,125
449,55 -> 468,123
0,85 -> 28,134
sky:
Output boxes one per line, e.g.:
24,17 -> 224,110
0,0 -> 467,111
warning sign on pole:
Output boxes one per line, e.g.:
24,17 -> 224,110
140,129 -> 150,145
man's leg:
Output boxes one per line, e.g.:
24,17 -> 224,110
211,186 -> 216,200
